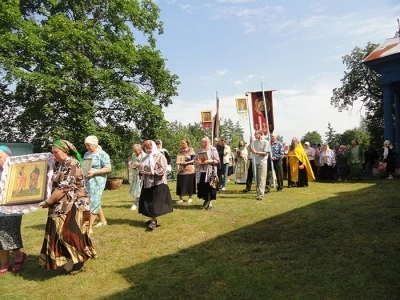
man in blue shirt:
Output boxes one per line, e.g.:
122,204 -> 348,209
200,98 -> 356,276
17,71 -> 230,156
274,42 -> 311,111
269,133 -> 284,191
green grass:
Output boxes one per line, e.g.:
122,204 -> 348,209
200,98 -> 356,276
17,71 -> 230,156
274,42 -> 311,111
2,177 -> 400,299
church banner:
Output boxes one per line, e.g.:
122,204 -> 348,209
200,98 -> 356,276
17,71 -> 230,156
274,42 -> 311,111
250,91 -> 274,135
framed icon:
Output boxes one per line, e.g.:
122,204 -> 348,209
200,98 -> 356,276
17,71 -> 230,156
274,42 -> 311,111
201,110 -> 212,123
82,158 -> 93,176
197,152 -> 208,161
236,97 -> 248,113
0,153 -> 54,206
176,154 -> 186,164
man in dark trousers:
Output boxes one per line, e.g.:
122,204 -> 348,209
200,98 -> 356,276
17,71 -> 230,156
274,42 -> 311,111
213,137 -> 224,191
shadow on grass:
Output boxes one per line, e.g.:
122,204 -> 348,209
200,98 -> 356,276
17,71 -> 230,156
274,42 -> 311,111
100,182 -> 400,299
25,224 -> 45,231
106,218 -> 149,228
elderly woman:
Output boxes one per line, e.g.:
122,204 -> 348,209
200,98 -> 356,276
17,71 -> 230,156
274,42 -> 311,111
83,136 -> 111,234
0,146 -> 26,275
196,136 -> 220,210
139,140 -> 173,230
348,139 -> 365,180
39,140 -> 97,275
176,139 -> 196,203
129,144 -> 146,210
383,140 -> 396,179
318,143 -> 336,181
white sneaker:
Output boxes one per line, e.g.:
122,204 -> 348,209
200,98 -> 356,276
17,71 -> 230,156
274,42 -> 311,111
131,203 -> 137,210
94,221 -> 107,228
177,199 -> 183,203
221,187 -> 226,191
387,175 -> 394,179
187,198 -> 193,203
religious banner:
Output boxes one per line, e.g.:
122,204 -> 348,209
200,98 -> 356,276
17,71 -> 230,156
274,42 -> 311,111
201,110 -> 212,129
249,91 -> 274,135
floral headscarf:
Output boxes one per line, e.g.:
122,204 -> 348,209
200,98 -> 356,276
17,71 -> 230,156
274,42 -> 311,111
0,145 -> 12,156
52,139 -> 83,164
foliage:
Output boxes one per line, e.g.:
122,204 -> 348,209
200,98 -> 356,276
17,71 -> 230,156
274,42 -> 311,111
300,131 -> 323,145
325,122 -> 337,146
0,0 -> 179,159
158,118 -> 245,156
330,42 -> 384,148
335,128 -> 370,148
276,134 -> 284,143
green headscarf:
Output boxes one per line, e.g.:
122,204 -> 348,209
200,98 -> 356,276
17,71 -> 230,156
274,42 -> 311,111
52,139 -> 83,164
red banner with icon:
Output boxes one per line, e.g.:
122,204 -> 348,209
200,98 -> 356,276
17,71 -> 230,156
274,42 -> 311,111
250,91 -> 274,135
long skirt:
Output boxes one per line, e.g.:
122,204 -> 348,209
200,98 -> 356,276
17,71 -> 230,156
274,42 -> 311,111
0,215 -> 23,250
139,184 -> 173,217
349,162 -> 363,177
319,164 -> 334,180
197,173 -> 217,201
176,174 -> 196,196
39,205 -> 98,270
129,175 -> 142,198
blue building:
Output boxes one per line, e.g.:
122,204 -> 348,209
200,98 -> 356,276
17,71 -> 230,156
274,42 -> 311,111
364,37 -> 400,163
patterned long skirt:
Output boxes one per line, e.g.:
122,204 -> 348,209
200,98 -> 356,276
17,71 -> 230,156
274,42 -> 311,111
39,205 -> 98,270
0,215 -> 23,250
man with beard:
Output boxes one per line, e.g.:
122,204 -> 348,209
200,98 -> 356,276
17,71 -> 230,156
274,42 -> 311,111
287,137 -> 315,187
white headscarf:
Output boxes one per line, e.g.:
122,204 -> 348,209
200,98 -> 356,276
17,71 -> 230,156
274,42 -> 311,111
143,141 -> 159,174
85,135 -> 102,150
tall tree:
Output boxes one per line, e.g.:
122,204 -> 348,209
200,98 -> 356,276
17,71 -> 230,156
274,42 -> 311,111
300,131 -> 322,145
336,128 -> 370,148
0,0 -> 179,159
325,122 -> 337,146
330,42 -> 383,148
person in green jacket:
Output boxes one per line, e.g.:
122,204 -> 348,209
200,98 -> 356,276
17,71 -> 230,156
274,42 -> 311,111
348,139 -> 365,180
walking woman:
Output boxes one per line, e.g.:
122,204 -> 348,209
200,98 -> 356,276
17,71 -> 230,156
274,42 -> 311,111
139,140 -> 173,230
195,136 -> 220,210
84,136 -> 111,234
383,140 -> 396,179
176,139 -> 196,203
0,146 -> 27,275
129,144 -> 146,210
39,140 -> 97,275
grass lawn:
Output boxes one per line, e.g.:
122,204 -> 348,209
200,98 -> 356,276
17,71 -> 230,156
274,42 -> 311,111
2,177 -> 400,299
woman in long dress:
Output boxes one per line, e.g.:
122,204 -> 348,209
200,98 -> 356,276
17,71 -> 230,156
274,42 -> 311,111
176,139 -> 196,203
196,136 -> 220,210
83,135 -> 112,234
39,140 -> 97,275
383,140 -> 396,179
0,146 -> 26,275
139,140 -> 173,230
129,144 -> 146,210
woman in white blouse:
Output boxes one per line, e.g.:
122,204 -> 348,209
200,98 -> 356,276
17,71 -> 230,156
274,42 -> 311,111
318,143 -> 336,181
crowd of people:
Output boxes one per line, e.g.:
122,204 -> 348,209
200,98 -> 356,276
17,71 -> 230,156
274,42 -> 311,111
0,133 -> 396,276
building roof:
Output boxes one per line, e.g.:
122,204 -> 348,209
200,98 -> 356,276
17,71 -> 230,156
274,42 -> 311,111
364,37 -> 400,62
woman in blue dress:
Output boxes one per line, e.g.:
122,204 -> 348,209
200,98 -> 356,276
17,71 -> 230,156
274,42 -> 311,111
129,144 -> 146,210
84,136 -> 111,235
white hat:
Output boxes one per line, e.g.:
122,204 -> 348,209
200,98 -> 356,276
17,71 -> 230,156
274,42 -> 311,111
304,142 -> 310,146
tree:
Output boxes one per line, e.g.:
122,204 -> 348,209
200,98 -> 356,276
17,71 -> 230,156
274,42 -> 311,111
335,128 -> 370,148
219,118 -> 245,148
300,131 -> 322,145
0,0 -> 179,159
330,42 -> 383,148
325,122 -> 336,146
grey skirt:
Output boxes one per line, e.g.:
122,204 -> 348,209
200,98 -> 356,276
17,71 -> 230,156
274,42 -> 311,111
0,215 -> 23,250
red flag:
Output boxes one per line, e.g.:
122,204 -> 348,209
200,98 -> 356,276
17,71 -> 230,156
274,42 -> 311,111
213,97 -> 220,138
250,91 -> 274,135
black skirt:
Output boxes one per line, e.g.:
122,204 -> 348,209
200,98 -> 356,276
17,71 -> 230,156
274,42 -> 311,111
197,173 -> 217,201
139,184 -> 173,217
176,174 -> 196,196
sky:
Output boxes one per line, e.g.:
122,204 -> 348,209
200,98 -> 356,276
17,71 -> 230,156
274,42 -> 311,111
150,0 -> 400,143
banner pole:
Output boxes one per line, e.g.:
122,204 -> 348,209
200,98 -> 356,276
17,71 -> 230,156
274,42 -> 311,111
261,83 -> 276,189
247,93 -> 257,186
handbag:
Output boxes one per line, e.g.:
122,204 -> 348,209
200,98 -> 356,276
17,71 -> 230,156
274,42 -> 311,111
378,162 -> 387,171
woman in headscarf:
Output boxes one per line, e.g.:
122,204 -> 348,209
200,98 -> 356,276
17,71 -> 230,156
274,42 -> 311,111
383,140 -> 396,179
129,144 -> 146,210
195,136 -> 220,210
139,140 -> 173,230
176,139 -> 196,203
83,136 -> 111,234
318,143 -> 336,181
39,140 -> 97,275
0,146 -> 27,275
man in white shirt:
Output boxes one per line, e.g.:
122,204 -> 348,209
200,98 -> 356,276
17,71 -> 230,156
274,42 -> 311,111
249,130 -> 270,201
220,138 -> 231,191
304,142 -> 317,176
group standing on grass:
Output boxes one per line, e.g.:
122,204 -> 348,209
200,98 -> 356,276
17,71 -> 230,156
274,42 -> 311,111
0,132 -> 397,277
